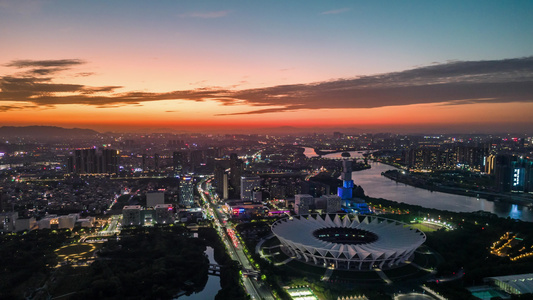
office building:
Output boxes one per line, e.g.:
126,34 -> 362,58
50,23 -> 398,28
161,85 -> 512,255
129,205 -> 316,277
154,204 -> 174,224
323,195 -> 342,213
494,155 -> 533,193
295,194 -> 314,215
241,176 -> 262,202
123,205 -> 142,226
229,153 -> 243,198
214,158 -> 231,198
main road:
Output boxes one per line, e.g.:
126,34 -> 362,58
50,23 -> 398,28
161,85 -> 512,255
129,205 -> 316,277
197,179 -> 274,300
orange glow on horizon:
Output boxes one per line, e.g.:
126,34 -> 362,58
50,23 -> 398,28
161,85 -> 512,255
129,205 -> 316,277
1,100 -> 532,133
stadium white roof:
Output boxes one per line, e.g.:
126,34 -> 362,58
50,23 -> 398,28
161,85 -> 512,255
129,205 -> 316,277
271,214 -> 425,262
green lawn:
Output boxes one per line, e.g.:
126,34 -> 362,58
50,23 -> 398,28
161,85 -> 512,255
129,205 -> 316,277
408,223 -> 439,232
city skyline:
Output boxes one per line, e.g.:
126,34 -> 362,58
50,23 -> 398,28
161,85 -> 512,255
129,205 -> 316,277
1,0 -> 533,134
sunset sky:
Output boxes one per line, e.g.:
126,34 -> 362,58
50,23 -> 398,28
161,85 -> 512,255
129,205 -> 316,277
1,0 -> 532,134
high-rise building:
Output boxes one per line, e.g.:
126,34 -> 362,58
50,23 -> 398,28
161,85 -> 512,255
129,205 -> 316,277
295,194 -> 314,215
240,176 -> 262,202
190,150 -> 204,172
67,156 -> 74,173
173,151 -> 187,174
511,157 -> 533,193
74,148 -> 97,174
493,154 -> 525,192
154,153 -> 160,171
323,195 -> 342,213
229,153 -> 243,198
71,148 -> 118,174
214,158 -> 231,197
457,145 -> 487,171
223,173 -> 229,200
154,204 -> 174,224
486,154 -> 496,174
101,149 -> 119,174
123,205 -> 142,226
179,177 -> 194,207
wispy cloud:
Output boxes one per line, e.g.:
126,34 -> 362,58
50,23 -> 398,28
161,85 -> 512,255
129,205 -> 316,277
179,10 -> 232,19
0,104 -> 40,112
5,59 -> 85,68
1,57 -> 533,115
321,8 -> 350,15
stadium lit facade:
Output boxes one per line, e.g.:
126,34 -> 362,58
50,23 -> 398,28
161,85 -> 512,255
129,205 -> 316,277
271,214 -> 426,270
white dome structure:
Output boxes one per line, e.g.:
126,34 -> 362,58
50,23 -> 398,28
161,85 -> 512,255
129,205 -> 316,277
271,214 -> 426,270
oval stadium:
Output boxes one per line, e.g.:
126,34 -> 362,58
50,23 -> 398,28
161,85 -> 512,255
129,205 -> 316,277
271,214 -> 426,270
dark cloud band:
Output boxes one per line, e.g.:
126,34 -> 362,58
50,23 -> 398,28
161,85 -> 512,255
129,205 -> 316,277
1,56 -> 532,114
4,59 -> 85,68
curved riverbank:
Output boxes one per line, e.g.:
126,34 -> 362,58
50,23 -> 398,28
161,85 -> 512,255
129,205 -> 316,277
304,148 -> 533,221
381,170 -> 533,208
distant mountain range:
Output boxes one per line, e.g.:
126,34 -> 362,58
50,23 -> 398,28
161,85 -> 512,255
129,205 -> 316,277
0,126 -> 99,138
0,125 -> 362,136
0,124 -> 521,137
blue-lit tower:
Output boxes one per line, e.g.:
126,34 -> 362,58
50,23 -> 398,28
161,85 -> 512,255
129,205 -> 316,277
338,160 -> 371,214
338,160 -> 354,200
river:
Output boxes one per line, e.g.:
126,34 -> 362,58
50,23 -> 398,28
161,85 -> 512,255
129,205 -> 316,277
178,247 -> 220,299
304,148 -> 533,222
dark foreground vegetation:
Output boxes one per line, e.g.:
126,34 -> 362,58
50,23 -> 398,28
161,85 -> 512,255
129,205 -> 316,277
51,225 -> 210,299
0,224 -> 248,300
0,229 -> 69,299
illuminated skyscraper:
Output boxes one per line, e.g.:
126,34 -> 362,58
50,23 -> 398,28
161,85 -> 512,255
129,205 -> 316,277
179,177 -> 194,207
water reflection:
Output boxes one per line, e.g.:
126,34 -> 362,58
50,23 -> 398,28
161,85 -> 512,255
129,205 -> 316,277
178,247 -> 220,299
509,204 -> 522,220
304,148 -> 533,222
